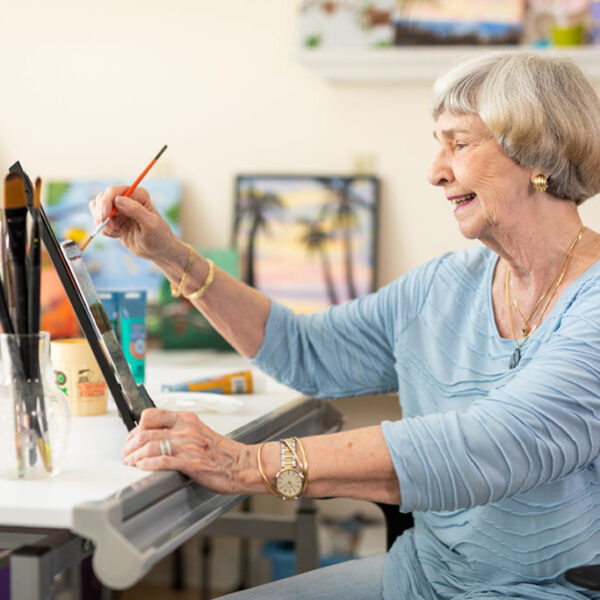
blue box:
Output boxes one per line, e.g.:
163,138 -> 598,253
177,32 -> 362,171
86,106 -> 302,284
262,541 -> 351,581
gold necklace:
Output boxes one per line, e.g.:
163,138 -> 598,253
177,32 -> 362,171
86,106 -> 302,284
509,225 -> 586,337
505,225 -> 585,369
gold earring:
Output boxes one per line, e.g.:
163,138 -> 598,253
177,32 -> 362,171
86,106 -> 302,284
533,174 -> 548,192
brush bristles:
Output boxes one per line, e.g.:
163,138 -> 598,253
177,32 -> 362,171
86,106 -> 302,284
3,173 -> 27,209
33,178 -> 41,209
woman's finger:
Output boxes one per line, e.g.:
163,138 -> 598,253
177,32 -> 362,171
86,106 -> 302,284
139,407 -> 178,430
134,455 -> 187,472
122,428 -> 174,458
123,438 -> 178,465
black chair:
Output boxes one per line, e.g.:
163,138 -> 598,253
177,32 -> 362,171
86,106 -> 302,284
375,503 -> 413,550
565,564 -> 600,590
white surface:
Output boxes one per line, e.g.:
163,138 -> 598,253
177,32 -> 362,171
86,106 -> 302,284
296,46 -> 600,83
155,392 -> 245,414
0,350 -> 301,529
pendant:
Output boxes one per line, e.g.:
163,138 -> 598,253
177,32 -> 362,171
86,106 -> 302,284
509,347 -> 521,369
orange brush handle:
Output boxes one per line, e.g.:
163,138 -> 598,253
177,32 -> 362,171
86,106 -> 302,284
80,144 -> 167,251
107,157 -> 157,219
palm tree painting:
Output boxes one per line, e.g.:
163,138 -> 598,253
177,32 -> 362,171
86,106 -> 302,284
234,175 -> 378,314
234,184 -> 284,287
319,178 -> 373,300
298,219 -> 339,305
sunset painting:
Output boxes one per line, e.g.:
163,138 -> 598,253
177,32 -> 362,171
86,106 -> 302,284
234,175 -> 378,314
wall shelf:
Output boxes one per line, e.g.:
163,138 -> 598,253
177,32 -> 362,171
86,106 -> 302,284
296,46 -> 600,83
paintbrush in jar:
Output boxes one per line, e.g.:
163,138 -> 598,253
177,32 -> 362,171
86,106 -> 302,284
8,164 -> 52,470
2,173 -> 51,470
3,174 -> 29,339
2,173 -> 34,472
29,178 -> 51,470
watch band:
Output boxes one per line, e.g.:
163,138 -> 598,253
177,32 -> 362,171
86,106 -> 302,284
281,438 -> 297,469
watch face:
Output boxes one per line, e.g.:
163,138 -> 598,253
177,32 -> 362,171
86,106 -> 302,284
275,468 -> 304,499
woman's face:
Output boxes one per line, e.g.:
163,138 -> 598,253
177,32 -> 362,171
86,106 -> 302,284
428,111 -> 533,241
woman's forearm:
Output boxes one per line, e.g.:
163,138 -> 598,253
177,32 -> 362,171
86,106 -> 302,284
238,425 -> 402,505
153,237 -> 271,358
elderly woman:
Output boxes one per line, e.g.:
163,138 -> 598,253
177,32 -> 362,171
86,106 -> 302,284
92,51 -> 600,599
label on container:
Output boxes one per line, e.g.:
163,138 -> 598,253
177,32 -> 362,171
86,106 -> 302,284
121,317 -> 146,384
231,375 -> 248,393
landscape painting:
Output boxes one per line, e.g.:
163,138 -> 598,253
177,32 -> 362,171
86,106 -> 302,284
234,175 -> 378,314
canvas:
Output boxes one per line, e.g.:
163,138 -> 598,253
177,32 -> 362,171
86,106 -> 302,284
393,0 -> 524,45
234,175 -> 379,314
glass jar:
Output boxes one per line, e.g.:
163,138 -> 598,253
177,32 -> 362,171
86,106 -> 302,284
0,332 -> 70,479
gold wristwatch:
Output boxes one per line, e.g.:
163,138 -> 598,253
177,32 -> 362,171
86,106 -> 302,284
274,438 -> 305,500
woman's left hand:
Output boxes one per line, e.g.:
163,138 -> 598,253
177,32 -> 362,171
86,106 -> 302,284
121,408 -> 248,495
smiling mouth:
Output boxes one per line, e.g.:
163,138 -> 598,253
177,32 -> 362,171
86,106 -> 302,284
449,192 -> 476,208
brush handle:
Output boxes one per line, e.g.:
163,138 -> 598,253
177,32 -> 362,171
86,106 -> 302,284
80,145 -> 166,252
27,220 -> 41,379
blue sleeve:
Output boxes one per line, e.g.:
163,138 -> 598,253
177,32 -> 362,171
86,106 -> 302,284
250,256 -> 444,399
382,280 -> 600,512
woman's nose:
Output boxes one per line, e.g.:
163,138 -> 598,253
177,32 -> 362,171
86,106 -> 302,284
427,150 -> 454,187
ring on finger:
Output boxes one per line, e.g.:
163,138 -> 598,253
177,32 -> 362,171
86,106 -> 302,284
159,439 -> 172,457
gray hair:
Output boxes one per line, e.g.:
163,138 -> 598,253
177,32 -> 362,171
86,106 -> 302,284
432,51 -> 600,204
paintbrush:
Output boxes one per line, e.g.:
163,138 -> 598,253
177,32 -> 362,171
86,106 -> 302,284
3,173 -> 36,472
2,174 -> 29,339
9,164 -> 39,370
29,178 -> 51,471
80,144 -> 168,251
8,164 -> 52,470
27,179 -> 42,350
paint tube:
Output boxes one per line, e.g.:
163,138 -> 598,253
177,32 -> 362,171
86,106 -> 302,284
119,290 -> 147,384
161,370 -> 255,394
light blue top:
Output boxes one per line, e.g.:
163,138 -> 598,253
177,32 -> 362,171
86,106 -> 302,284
252,246 -> 600,599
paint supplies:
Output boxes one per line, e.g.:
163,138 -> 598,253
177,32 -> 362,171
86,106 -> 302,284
120,291 -> 147,384
0,166 -> 71,479
161,370 -> 256,394
99,290 -> 147,384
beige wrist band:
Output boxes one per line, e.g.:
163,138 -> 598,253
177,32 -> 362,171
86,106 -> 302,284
186,258 -> 215,300
170,244 -> 216,301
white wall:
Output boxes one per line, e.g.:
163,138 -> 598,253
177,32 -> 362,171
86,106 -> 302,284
1,0 -> 599,287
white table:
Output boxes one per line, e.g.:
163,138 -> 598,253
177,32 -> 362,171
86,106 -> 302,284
0,350 -> 342,598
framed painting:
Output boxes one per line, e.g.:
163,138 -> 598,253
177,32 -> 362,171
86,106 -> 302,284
233,175 -> 379,314
393,0 -> 524,45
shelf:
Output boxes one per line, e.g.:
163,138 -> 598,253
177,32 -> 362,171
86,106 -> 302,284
296,46 -> 600,83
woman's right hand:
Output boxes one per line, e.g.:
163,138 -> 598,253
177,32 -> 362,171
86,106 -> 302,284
89,185 -> 176,260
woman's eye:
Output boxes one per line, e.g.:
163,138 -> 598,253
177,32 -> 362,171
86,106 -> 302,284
454,142 -> 467,150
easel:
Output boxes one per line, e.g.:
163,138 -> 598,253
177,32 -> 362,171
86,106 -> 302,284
38,201 -> 155,430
